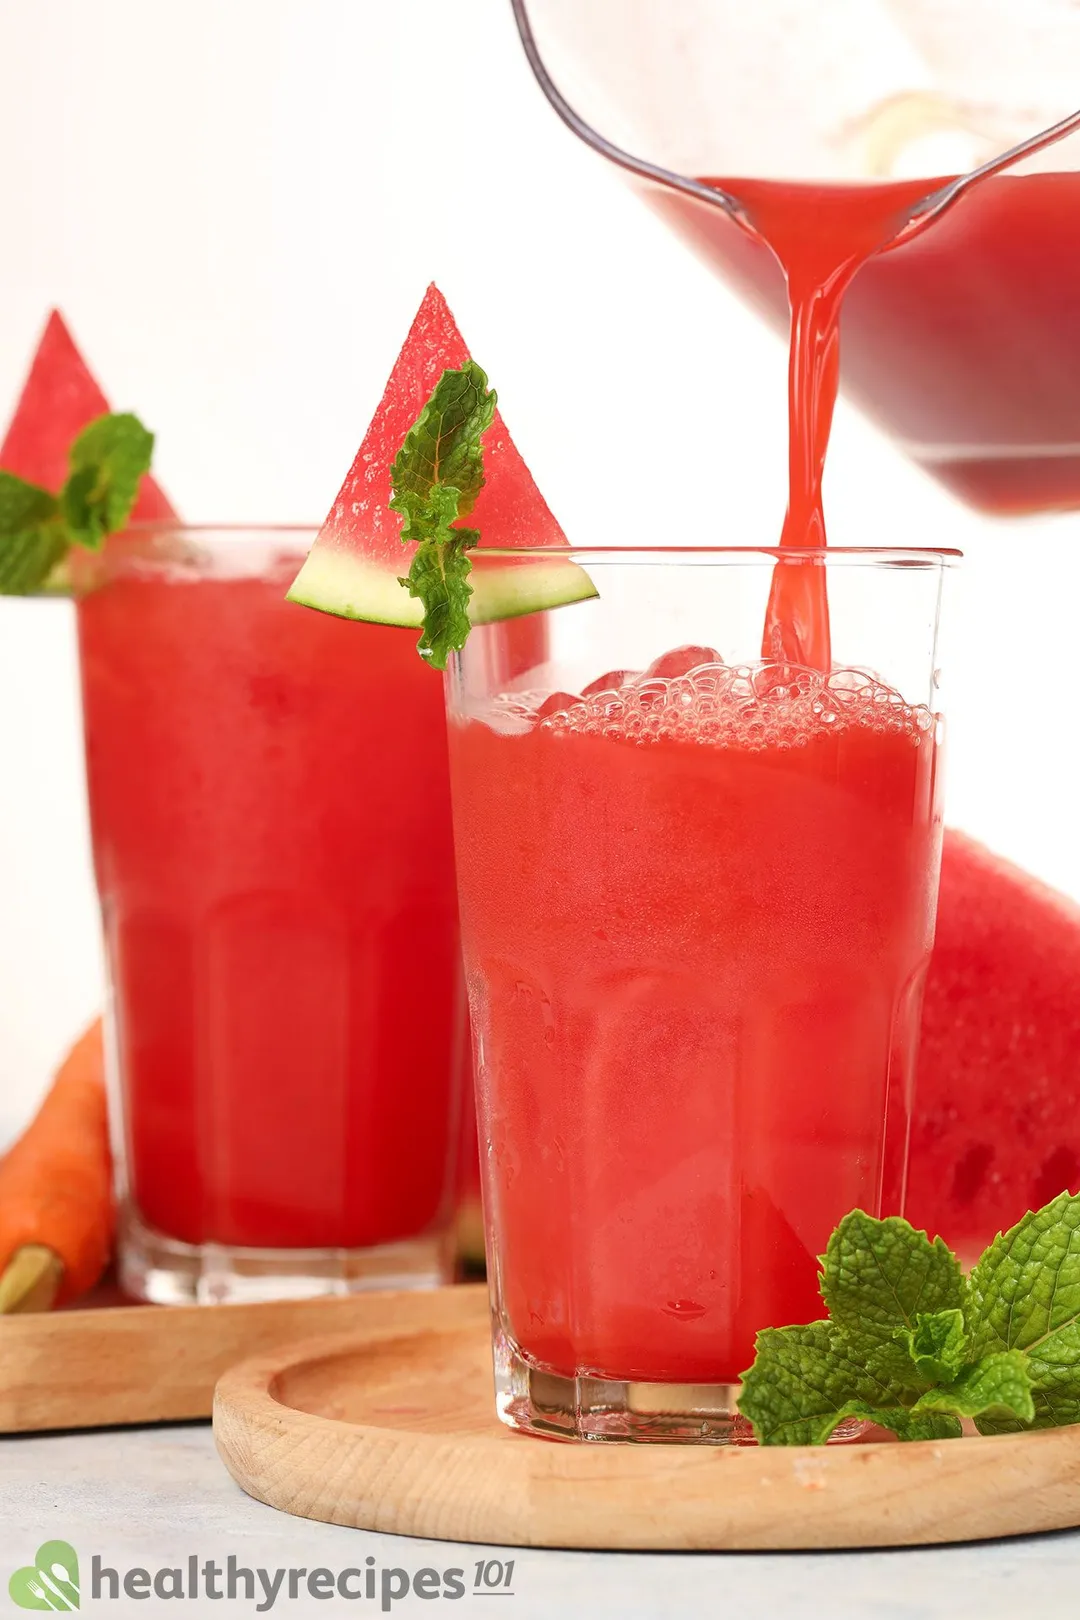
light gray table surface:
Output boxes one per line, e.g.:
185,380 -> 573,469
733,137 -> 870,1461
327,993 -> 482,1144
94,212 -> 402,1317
0,1424 -> 1078,1618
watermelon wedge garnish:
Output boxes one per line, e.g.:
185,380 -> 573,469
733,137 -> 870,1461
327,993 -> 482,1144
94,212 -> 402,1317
0,310 -> 176,521
287,284 -> 595,630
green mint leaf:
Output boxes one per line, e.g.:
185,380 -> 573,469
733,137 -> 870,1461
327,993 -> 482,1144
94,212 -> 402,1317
0,523 -> 67,595
399,521 -> 478,670
58,412 -> 154,550
738,1321 -> 914,1446
389,362 -> 496,670
390,361 -> 495,530
907,1308 -> 968,1383
821,1211 -> 966,1386
973,1412 -> 1036,1437
878,1409 -> 963,1442
968,1191 -> 1080,1431
974,1381 -> 1080,1436
969,1190 -> 1080,1356
0,471 -> 56,531
845,1405 -> 963,1442
0,472 -> 66,594
1011,1375 -> 1080,1435
912,1351 -> 1035,1425
798,1398 -> 961,1442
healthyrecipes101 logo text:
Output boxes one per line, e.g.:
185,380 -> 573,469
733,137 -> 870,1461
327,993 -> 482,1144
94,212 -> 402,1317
9,1540 -> 518,1611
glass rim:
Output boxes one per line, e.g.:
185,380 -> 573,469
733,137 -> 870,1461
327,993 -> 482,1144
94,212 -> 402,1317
467,545 -> 962,566
118,521 -> 319,536
115,527 -> 961,564
62,523 -> 319,595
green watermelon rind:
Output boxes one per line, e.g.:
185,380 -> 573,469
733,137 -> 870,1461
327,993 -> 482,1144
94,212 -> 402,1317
286,548 -> 598,628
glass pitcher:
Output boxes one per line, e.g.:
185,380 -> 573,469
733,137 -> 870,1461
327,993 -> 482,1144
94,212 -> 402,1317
512,0 -> 1080,516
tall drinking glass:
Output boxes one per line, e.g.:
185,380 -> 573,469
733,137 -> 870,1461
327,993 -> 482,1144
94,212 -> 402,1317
76,526 -> 462,1303
447,546 -> 953,1441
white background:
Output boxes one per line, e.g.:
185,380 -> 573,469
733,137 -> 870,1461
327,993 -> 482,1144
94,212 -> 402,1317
0,0 -> 1072,1139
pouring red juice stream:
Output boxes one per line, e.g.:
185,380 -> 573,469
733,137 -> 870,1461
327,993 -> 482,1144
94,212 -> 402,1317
720,174 -> 938,668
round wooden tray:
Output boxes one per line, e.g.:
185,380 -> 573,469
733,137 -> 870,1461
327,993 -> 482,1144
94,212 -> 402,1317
213,1283 -> 1080,1550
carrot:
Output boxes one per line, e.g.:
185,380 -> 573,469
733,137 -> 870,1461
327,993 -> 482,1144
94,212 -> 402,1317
0,1019 -> 114,1312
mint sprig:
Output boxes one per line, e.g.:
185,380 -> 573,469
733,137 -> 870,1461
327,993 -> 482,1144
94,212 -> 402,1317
0,412 -> 155,594
735,1197 -> 1080,1444
389,361 -> 496,670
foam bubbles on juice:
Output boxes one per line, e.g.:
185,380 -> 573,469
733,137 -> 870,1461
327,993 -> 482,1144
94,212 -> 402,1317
488,656 -> 934,750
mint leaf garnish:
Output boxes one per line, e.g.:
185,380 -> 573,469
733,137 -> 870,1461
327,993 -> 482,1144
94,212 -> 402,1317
0,473 -> 65,593
389,361 -> 496,670
58,412 -> 154,549
0,412 -> 155,593
737,1193 -> 1080,1445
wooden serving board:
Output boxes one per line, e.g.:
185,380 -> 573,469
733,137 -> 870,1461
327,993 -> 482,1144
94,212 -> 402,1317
214,1286 -> 1080,1551
0,1287 -> 485,1434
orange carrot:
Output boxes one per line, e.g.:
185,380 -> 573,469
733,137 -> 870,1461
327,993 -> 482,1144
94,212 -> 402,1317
0,1019 -> 114,1311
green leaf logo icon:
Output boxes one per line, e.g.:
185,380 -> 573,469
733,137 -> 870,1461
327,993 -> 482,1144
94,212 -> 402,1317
9,1541 -> 80,1610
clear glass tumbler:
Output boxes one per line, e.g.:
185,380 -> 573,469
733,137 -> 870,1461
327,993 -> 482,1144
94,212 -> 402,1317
76,525 -> 463,1303
447,546 -> 954,1442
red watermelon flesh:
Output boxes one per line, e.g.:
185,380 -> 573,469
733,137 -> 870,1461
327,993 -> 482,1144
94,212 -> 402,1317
0,310 -> 176,520
288,283 -> 596,626
908,828 -> 1080,1259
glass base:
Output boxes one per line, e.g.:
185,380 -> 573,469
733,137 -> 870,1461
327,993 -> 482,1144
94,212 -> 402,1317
493,1327 -> 867,1446
119,1206 -> 453,1305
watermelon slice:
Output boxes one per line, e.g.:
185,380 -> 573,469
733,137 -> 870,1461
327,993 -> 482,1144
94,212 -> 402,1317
287,284 -> 596,627
0,309 -> 176,520
908,829 -> 1080,1259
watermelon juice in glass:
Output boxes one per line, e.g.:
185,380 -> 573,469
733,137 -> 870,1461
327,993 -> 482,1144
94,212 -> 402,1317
76,525 -> 462,1303
447,546 -> 953,1442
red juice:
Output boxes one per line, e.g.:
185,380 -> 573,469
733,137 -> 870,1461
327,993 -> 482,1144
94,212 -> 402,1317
77,535 -> 460,1259
450,660 -> 942,1383
650,170 -> 1080,517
